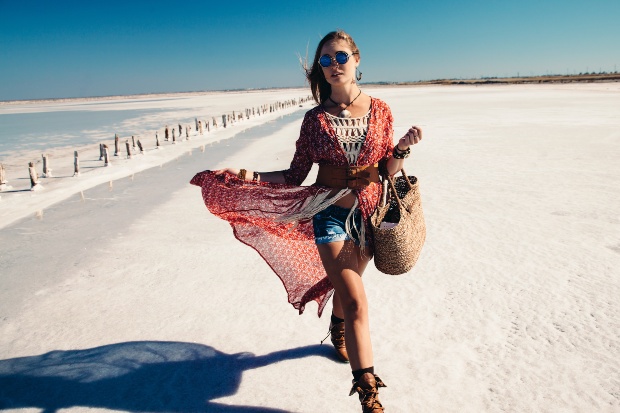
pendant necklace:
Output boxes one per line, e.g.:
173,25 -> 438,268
329,89 -> 362,118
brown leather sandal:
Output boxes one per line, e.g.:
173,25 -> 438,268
321,321 -> 349,363
349,373 -> 387,413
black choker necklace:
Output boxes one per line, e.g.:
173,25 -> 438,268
328,90 -> 362,118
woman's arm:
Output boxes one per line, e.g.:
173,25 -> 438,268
213,111 -> 316,185
212,168 -> 287,184
386,126 -> 422,176
212,112 -> 315,185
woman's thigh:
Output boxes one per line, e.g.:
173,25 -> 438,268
317,240 -> 371,302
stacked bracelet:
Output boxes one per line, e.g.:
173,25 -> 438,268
237,169 -> 247,180
252,171 -> 260,182
392,145 -> 411,159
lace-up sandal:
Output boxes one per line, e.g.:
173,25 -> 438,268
320,321 -> 349,363
349,373 -> 387,413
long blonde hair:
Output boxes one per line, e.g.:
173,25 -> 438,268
303,30 -> 360,105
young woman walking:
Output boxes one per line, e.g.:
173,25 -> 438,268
191,30 -> 422,412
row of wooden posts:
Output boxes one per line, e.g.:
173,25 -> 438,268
0,96 -> 312,192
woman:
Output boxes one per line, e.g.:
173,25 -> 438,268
191,30 -> 422,413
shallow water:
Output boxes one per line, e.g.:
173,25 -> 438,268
0,108 -> 170,157
0,89 -> 309,160
0,110 -> 304,316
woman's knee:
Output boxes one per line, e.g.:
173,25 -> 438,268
340,295 -> 368,320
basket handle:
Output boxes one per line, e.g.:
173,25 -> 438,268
379,168 -> 411,209
386,174 -> 405,211
399,168 -> 414,190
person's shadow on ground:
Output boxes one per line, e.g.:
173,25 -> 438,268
0,341 -> 334,412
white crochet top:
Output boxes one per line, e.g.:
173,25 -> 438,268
326,110 -> 371,165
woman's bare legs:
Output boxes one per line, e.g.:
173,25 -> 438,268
332,254 -> 369,319
317,240 -> 372,371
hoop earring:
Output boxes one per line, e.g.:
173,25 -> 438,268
356,68 -> 363,81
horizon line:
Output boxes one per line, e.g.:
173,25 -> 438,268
2,72 -> 619,105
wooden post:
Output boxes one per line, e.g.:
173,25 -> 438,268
0,163 -> 8,191
222,114 -> 227,128
103,144 -> 110,166
73,151 -> 80,176
99,143 -> 104,160
0,163 -> 7,185
42,154 -> 52,178
172,129 -> 176,144
125,140 -> 132,159
132,135 -> 136,148
114,134 -> 119,156
137,139 -> 144,154
29,162 -> 41,189
156,132 -> 161,149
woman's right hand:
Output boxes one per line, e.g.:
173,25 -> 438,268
213,168 -> 239,177
213,168 -> 284,184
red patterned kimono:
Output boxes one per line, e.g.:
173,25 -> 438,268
190,97 -> 395,316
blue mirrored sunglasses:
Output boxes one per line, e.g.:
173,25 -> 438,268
319,51 -> 358,68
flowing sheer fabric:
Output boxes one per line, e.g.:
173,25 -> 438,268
190,98 -> 395,316
190,171 -> 339,315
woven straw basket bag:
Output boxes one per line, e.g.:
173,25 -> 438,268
370,169 -> 426,275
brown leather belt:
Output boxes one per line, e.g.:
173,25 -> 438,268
315,163 -> 380,190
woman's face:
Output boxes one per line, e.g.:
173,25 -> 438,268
319,39 -> 359,88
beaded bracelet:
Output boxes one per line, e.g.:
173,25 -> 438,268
392,145 -> 411,159
237,169 -> 247,180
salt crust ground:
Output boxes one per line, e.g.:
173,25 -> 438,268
0,84 -> 619,412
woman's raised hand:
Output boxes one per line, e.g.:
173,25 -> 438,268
397,126 -> 422,150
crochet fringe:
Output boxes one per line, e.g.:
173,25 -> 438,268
276,189 -> 351,224
277,189 -> 368,255
344,197 -> 367,254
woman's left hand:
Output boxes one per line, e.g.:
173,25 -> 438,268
397,126 -> 422,150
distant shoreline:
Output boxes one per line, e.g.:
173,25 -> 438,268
369,73 -> 620,87
0,87 -> 308,106
2,73 -> 619,105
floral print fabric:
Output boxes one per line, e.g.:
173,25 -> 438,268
190,97 -> 395,316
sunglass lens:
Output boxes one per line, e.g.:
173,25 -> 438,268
319,55 -> 332,67
335,52 -> 349,64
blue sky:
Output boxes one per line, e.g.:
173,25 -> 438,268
1,0 -> 618,100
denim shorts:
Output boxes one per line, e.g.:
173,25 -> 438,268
312,205 -> 364,245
